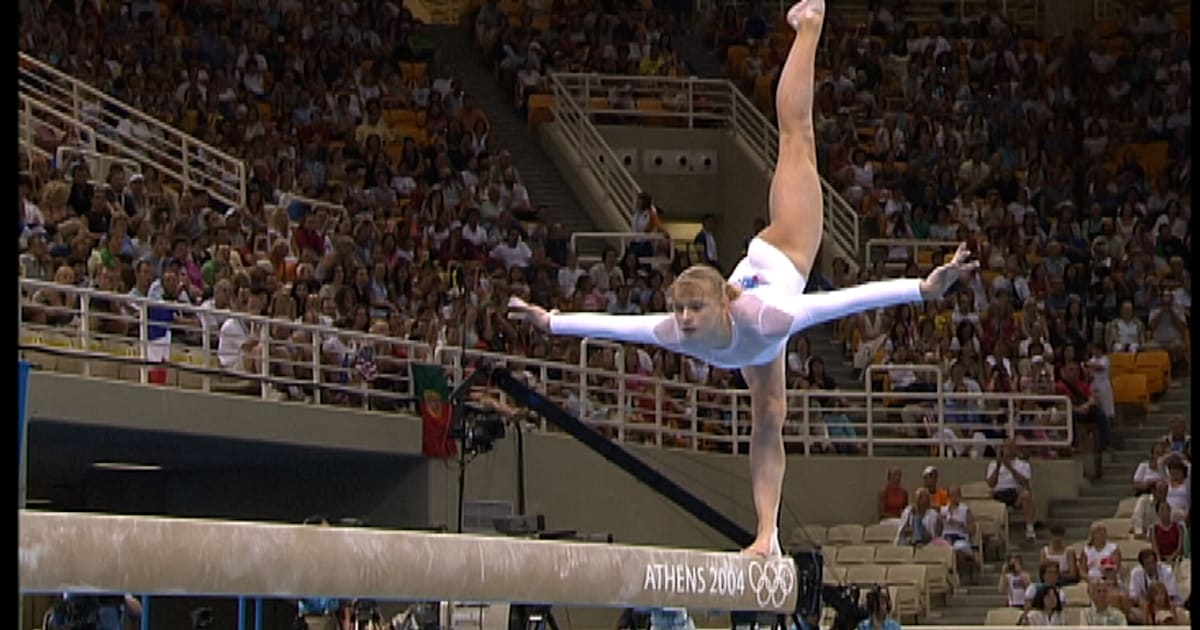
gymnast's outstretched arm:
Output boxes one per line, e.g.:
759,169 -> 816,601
548,311 -> 673,345
764,242 -> 979,335
507,296 -> 673,346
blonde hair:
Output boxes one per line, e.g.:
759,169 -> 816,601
666,264 -> 741,306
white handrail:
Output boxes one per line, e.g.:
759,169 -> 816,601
18,52 -> 247,210
19,278 -> 1076,456
547,73 -> 644,228
569,231 -> 674,264
551,72 -> 862,272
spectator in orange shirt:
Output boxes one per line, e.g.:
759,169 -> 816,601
921,465 -> 950,508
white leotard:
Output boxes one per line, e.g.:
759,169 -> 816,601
549,238 -> 926,368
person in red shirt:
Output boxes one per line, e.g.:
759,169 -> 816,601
1055,360 -> 1111,458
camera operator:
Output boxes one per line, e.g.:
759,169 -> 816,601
47,593 -> 142,630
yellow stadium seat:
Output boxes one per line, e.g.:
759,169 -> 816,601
1108,352 -> 1137,375
726,45 -> 750,76
399,62 -> 428,81
826,523 -> 865,546
872,545 -> 913,565
1112,373 -> 1150,409
527,93 -> 556,128
836,545 -> 877,565
1135,349 -> 1171,383
753,74 -> 774,111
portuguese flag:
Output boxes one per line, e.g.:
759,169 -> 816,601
413,364 -> 457,458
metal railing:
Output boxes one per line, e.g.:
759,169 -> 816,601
19,278 -> 1074,457
18,52 -> 247,210
19,93 -> 97,164
549,72 -> 861,273
54,146 -> 142,184
547,73 -> 644,227
864,239 -> 961,270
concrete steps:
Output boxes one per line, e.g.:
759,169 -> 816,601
426,24 -> 598,238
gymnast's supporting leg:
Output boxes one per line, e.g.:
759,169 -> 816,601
739,0 -> 826,558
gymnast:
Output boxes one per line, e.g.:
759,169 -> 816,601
508,0 -> 978,557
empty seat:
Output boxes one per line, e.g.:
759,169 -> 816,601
826,524 -> 864,546
845,564 -> 887,587
1060,581 -> 1089,607
1095,517 -> 1132,539
985,607 -> 1024,626
790,525 -> 826,548
960,480 -> 993,500
836,544 -> 877,565
1114,496 -> 1138,518
873,545 -> 914,565
863,522 -> 899,544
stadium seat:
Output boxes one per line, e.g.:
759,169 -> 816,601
526,94 -> 556,128
1135,349 -> 1172,386
826,524 -> 864,546
885,565 -> 928,619
836,544 -> 877,565
985,607 -> 1023,625
913,543 -> 958,598
960,481 -> 993,500
1114,496 -> 1138,518
872,545 -> 913,565
1112,373 -> 1150,419
726,45 -> 750,76
845,563 -> 887,587
1095,517 -> 1132,539
1117,539 -> 1151,561
862,522 -> 899,544
1108,352 -> 1137,375
1060,581 -> 1089,607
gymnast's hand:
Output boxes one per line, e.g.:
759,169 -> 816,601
919,242 -> 980,300
507,296 -> 553,332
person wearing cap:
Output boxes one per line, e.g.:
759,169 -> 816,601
920,465 -> 950,508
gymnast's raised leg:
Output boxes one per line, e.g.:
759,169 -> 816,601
739,0 -> 826,557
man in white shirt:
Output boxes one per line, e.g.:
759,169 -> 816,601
217,289 -> 266,373
557,251 -> 588,297
489,230 -> 532,270
986,439 -> 1038,541
1127,549 -> 1181,623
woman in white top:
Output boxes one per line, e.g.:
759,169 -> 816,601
896,487 -> 940,546
1039,525 -> 1081,585
1133,441 -> 1168,496
939,486 -> 978,581
1163,457 -> 1190,518
997,554 -> 1032,608
1085,341 -> 1116,429
1023,584 -> 1065,626
1078,522 -> 1121,581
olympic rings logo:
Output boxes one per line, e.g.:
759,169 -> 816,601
747,559 -> 795,608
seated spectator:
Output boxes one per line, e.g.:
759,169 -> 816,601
1039,525 -> 1082,586
1078,522 -> 1122,582
1022,584 -> 1064,627
1024,561 -> 1069,612
938,485 -> 978,582
1134,441 -> 1170,496
1163,456 -> 1190,521
1151,500 -> 1186,565
1105,300 -> 1146,353
1129,547 -> 1184,618
1081,579 -> 1127,626
919,465 -> 949,508
998,554 -> 1032,609
1163,416 -> 1190,456
1134,480 -> 1174,539
895,487 -> 939,546
985,439 -> 1038,541
1140,580 -> 1189,626
877,466 -> 909,523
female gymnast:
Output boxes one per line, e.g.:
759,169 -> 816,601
508,0 -> 978,557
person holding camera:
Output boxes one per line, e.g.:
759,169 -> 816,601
855,587 -> 900,630
985,439 -> 1038,541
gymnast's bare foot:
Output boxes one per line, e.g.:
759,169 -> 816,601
786,0 -> 825,31
742,534 -> 782,558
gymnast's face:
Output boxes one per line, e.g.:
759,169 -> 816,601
669,282 -> 723,339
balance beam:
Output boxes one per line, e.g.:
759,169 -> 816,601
19,511 -> 799,612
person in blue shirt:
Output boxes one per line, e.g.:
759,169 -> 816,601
856,588 -> 901,630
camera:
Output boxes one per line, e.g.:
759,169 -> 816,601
191,606 -> 215,629
450,403 -> 507,454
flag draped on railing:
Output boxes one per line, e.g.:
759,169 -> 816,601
412,364 -> 457,458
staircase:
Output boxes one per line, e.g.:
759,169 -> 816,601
426,25 -> 598,236
934,382 -> 1188,625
